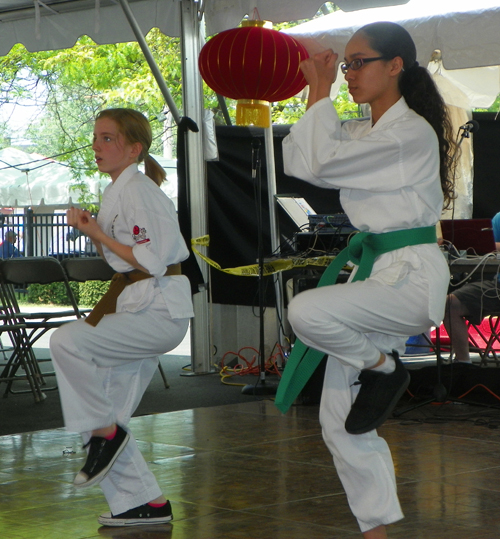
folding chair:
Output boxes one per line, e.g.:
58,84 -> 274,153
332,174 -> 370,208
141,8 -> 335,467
61,257 -> 170,389
466,314 -> 500,366
0,310 -> 46,403
430,316 -> 500,366
0,257 -> 85,398
61,256 -> 116,283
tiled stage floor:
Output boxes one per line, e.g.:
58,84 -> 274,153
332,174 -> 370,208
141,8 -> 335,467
3,396 -> 500,539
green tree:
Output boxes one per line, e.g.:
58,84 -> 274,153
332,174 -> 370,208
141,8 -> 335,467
0,29 -> 182,201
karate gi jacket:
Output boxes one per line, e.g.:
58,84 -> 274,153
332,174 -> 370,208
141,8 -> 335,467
282,96 -> 449,325
97,163 -> 194,320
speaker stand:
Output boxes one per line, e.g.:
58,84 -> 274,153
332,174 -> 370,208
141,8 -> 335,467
241,138 -> 278,397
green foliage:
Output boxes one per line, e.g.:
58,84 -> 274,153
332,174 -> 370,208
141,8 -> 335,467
474,93 -> 500,113
27,282 -> 80,306
333,84 -> 363,120
78,280 -> 110,308
0,121 -> 11,145
272,96 -> 306,124
25,280 -> 110,307
0,29 -> 182,207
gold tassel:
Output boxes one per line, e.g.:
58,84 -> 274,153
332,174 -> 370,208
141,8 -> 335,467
236,100 -> 270,128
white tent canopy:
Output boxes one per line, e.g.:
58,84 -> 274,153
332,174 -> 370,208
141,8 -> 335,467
286,0 -> 500,70
285,0 -> 500,108
0,0 -> 409,55
0,147 -> 178,208
0,147 -> 106,207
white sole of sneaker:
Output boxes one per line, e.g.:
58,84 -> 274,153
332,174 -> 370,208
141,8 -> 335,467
73,431 -> 130,489
98,513 -> 173,527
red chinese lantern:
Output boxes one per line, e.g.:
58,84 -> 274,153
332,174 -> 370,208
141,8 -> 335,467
198,20 -> 309,128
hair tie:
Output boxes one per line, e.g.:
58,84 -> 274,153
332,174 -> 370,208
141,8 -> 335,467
411,60 -> 419,70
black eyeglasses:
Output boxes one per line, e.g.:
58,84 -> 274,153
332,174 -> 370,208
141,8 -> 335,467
340,57 -> 387,75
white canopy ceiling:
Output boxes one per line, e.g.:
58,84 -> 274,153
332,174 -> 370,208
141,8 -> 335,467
285,0 -> 500,109
286,0 -> 500,71
0,0 -> 409,55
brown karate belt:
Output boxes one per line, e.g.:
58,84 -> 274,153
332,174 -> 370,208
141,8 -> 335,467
84,263 -> 181,327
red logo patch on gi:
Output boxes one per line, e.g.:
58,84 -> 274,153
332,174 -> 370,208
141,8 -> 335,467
131,224 -> 150,244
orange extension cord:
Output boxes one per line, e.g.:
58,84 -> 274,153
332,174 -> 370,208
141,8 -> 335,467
405,384 -> 500,405
216,344 -> 286,386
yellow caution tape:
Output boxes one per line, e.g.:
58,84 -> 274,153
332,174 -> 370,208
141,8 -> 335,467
191,235 -> 348,277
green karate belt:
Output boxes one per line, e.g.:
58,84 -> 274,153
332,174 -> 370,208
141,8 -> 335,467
274,225 -> 437,414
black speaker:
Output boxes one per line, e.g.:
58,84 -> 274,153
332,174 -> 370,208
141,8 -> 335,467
293,271 -> 349,297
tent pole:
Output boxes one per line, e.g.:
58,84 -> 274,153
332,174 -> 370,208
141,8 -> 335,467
117,0 -> 182,125
179,0 -> 213,374
119,0 -> 212,374
264,118 -> 286,354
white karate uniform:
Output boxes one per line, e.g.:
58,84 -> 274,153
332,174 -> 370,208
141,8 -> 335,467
50,163 -> 194,515
283,97 -> 450,532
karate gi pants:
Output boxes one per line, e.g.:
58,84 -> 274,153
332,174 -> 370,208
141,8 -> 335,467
50,292 -> 190,515
288,274 -> 434,533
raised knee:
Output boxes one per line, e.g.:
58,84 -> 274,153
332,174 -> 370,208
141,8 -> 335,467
49,322 -> 80,357
49,325 -> 68,355
288,294 -> 313,334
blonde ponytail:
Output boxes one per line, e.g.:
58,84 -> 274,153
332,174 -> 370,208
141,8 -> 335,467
144,154 -> 166,187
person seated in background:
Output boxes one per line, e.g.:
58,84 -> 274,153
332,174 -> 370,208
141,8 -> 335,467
0,229 -> 22,258
443,212 -> 500,363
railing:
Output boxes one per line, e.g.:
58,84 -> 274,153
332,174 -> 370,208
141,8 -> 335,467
0,209 -> 97,259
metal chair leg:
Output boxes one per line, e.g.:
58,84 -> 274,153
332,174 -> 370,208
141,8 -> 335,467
158,361 -> 169,389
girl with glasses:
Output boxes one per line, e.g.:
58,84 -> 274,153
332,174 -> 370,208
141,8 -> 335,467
279,21 -> 455,539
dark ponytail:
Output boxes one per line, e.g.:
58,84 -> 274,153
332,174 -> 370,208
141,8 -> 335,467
358,22 -> 456,209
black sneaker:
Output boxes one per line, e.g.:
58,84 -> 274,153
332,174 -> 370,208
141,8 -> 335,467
74,425 -> 130,488
98,501 -> 173,527
345,351 -> 410,435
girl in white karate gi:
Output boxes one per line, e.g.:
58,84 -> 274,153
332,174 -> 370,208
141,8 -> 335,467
50,108 -> 193,527
282,22 -> 455,539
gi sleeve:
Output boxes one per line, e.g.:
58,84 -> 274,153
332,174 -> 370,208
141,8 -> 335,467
283,97 -> 438,192
124,180 -> 189,279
